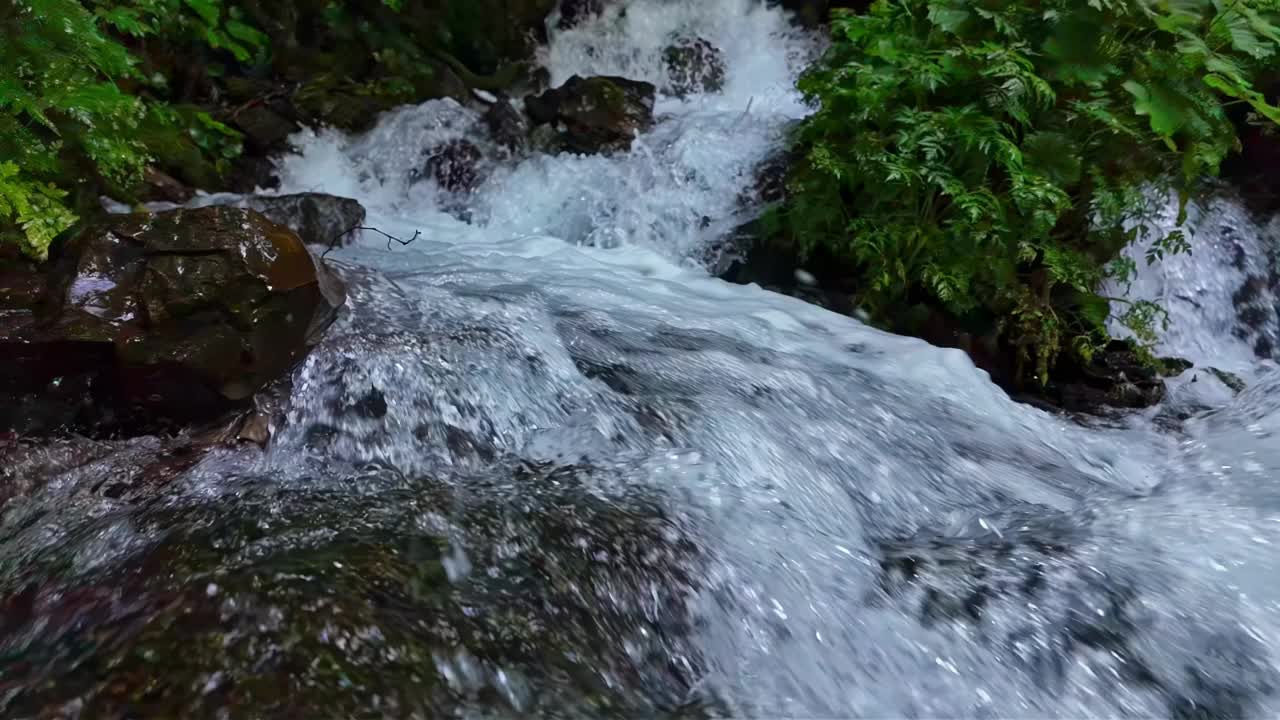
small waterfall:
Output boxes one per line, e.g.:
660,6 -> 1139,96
8,2 -> 1280,718
1107,191 -> 1280,378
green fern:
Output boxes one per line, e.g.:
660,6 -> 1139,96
784,0 -> 1280,385
0,162 -> 80,260
1,0 -> 264,259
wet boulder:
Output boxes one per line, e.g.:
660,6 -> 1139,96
232,193 -> 367,248
483,96 -> 531,151
738,143 -> 798,208
0,207 -> 344,434
525,75 -> 656,155
232,102 -> 301,154
415,139 -> 486,193
140,167 -> 195,205
662,37 -> 726,98
1047,340 -> 1168,413
0,251 -> 81,435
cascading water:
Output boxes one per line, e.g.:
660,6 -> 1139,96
1107,193 -> 1280,376
4,1 -> 1280,717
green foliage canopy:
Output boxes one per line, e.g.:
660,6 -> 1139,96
0,0 -> 258,259
1,0 -> 548,260
784,0 -> 1280,383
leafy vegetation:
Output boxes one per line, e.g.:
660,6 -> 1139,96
0,0 -> 548,260
781,0 -> 1280,383
0,0 -> 257,259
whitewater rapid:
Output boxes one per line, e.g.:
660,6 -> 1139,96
267,1 -> 1280,715
9,1 -> 1280,717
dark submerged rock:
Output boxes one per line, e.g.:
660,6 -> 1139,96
714,217 -> 861,317
226,155 -> 282,194
483,96 -> 531,151
873,516 -> 1278,719
1208,367 -> 1248,394
741,145 -> 797,207
1047,340 -> 1168,412
0,207 -> 344,435
662,37 -> 726,98
232,102 -> 302,154
417,139 -> 486,193
526,75 -> 656,155
875,512 -> 1274,712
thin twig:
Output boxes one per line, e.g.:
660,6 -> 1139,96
322,224 -> 422,259
228,86 -> 292,122
733,97 -> 756,128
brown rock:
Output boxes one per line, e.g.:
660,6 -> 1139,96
141,167 -> 196,205
0,207 -> 344,435
218,193 -> 368,248
526,75 -> 656,155
484,97 -> 531,151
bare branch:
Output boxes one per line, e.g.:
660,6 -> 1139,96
322,225 -> 422,259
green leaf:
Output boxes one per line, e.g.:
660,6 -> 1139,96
1123,80 -> 1185,138
1216,6 -> 1274,58
927,6 -> 969,33
225,19 -> 268,48
183,0 -> 222,27
1023,131 -> 1082,185
97,7 -> 152,37
1076,293 -> 1111,328
1204,73 -> 1280,124
0,162 -> 77,259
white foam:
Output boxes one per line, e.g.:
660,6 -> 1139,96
159,1 -> 1280,715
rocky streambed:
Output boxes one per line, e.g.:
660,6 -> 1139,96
2,2 -> 1280,719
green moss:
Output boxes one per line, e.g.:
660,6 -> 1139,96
135,105 -> 237,191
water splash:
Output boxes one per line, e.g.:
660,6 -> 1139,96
8,1 -> 1280,718
1107,191 -> 1280,378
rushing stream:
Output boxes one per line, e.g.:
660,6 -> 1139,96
5,1 -> 1280,717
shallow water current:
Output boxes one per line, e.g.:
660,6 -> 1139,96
4,1 -> 1280,717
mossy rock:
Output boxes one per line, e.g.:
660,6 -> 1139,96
0,463 -> 716,716
133,106 -> 234,193
526,75 -> 656,154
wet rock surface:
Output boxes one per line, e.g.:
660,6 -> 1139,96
483,96 -> 531,151
0,459 -> 709,718
140,167 -> 196,205
1039,340 -> 1170,413
0,207 -> 344,435
526,75 -> 656,154
226,193 -> 367,248
231,100 -> 301,154
417,139 -> 487,193
1231,266 -> 1280,361
663,37 -> 726,97
874,514 -> 1278,720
